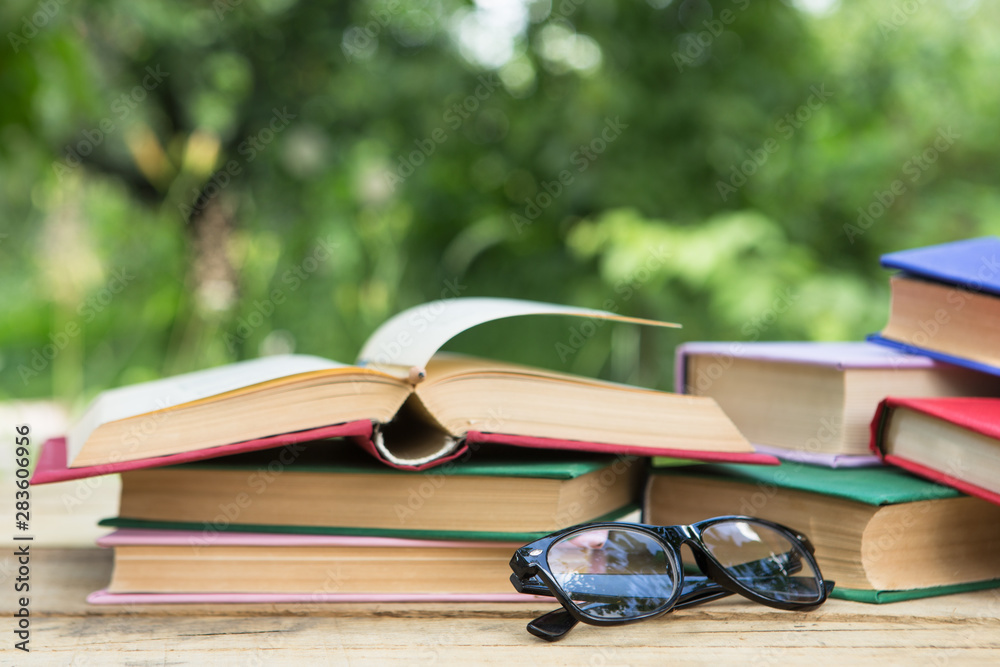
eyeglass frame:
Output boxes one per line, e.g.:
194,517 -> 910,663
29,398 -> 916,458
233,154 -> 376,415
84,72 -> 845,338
509,515 -> 835,641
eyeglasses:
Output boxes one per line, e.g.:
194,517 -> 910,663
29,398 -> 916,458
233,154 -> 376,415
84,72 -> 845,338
509,515 -> 834,641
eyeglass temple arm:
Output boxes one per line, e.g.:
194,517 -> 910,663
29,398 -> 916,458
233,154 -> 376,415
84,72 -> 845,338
526,608 -> 579,641
524,575 -> 835,643
509,573 -> 551,597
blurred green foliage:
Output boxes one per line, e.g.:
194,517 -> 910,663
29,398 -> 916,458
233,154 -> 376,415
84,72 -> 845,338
2,0 -> 1000,409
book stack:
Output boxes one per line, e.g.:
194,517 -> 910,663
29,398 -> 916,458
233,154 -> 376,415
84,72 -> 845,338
649,236 -> 1000,602
867,237 -> 1000,505
33,242 -> 1000,608
31,298 -> 769,604
92,446 -> 644,603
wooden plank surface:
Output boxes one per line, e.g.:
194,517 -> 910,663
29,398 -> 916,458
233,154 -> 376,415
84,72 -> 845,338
2,549 -> 999,665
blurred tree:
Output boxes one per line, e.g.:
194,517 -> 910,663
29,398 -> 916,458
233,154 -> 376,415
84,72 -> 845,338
1,0 -> 999,404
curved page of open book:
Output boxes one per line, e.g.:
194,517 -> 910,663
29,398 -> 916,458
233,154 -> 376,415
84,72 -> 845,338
63,298 -> 689,471
355,297 -> 680,374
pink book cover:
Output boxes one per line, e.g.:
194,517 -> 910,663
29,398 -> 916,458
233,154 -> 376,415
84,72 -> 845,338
92,529 -> 544,605
87,590 -> 537,604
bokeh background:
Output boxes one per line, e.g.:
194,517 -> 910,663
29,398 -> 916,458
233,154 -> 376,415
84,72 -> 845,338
3,0 -> 1000,415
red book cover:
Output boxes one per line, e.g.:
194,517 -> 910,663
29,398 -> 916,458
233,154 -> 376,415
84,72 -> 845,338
30,421 -> 373,485
464,432 -> 779,466
870,396 -> 1000,505
33,424 -> 779,485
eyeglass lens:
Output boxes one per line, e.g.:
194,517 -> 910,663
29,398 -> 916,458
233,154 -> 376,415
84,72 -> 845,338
546,527 -> 677,620
700,519 -> 822,603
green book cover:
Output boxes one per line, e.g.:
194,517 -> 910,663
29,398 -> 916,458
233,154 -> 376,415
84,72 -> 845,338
173,442 -> 636,480
833,580 -> 1000,603
651,461 -> 962,505
649,462 -> 999,603
98,504 -> 641,543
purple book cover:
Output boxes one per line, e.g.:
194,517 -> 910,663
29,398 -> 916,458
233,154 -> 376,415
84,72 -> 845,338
674,341 -> 940,395
751,444 -> 882,468
674,341 -> 941,469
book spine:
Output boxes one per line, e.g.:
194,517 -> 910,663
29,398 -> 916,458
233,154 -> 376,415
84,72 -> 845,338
869,399 -> 891,459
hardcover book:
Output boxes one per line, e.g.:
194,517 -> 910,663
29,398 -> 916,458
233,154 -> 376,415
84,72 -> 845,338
645,462 -> 1000,601
33,298 -> 773,483
90,528 -> 542,603
674,341 -> 996,463
99,444 -> 644,540
868,236 -> 1000,376
871,396 -> 1000,506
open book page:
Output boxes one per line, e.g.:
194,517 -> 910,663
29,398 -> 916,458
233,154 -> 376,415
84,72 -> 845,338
355,297 -> 680,374
420,353 -> 666,390
67,355 -> 346,465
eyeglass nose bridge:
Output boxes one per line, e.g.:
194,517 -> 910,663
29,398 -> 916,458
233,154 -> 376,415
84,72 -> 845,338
669,523 -> 701,542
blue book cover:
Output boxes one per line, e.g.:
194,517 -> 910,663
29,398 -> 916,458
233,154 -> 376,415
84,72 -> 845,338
879,236 -> 1000,296
869,236 -> 1000,377
865,335 -> 1000,378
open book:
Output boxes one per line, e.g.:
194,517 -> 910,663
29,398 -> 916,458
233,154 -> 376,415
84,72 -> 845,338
33,298 -> 775,483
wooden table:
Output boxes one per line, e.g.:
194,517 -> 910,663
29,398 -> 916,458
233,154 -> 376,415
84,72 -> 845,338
4,548 -> 999,665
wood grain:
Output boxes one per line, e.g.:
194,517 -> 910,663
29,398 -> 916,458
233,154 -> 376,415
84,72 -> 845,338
2,549 -> 999,665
